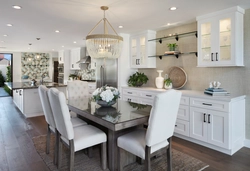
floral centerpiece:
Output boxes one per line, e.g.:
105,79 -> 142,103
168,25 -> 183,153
92,85 -> 120,107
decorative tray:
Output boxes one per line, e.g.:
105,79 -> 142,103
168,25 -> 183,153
168,66 -> 187,89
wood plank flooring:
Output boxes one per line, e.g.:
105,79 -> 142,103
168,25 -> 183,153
0,96 -> 250,171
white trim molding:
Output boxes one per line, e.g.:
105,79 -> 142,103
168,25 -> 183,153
244,139 -> 250,148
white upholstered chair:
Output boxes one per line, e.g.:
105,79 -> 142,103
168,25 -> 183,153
117,89 -> 182,171
38,85 -> 88,165
67,80 -> 89,117
48,88 -> 107,171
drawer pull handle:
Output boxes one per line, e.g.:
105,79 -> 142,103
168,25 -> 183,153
202,103 -> 212,106
127,92 -> 132,94
208,114 -> 211,124
204,113 -> 206,123
146,95 -> 152,97
175,125 -> 177,127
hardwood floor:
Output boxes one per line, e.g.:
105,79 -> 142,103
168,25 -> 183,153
0,96 -> 249,171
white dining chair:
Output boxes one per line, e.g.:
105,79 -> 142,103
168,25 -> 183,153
67,80 -> 89,117
48,88 -> 107,171
117,89 -> 182,171
38,85 -> 88,165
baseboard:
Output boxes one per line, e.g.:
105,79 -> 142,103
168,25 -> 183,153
244,138 -> 250,148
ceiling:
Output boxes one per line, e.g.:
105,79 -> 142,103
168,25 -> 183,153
0,0 -> 250,53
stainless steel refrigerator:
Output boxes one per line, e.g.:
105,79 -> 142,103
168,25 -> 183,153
95,58 -> 118,88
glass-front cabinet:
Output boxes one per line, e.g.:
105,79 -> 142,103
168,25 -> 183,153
197,6 -> 244,67
130,30 -> 156,68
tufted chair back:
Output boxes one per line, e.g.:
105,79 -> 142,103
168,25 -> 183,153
67,80 -> 89,101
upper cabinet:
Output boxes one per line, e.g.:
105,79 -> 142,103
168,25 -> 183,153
196,6 -> 244,67
70,47 -> 85,70
58,50 -> 64,64
130,30 -> 156,68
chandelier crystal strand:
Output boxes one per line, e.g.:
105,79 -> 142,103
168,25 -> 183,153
86,6 -> 123,59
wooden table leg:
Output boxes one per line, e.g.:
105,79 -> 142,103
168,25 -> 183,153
108,129 -> 118,171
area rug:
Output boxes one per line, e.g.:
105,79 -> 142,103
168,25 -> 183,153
32,135 -> 209,171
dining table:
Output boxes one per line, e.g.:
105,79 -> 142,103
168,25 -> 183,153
68,98 -> 151,171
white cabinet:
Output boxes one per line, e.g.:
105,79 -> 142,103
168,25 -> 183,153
58,50 -> 64,64
90,57 -> 97,70
130,30 -> 156,68
174,97 -> 190,137
190,106 -> 229,148
70,48 -> 85,70
197,6 -> 244,67
13,89 -> 23,113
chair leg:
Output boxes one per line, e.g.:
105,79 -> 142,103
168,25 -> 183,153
46,124 -> 51,154
145,146 -> 151,171
69,140 -> 75,171
118,147 -> 123,171
58,137 -> 62,169
101,142 -> 107,170
54,129 -> 60,166
167,137 -> 172,171
88,147 -> 93,158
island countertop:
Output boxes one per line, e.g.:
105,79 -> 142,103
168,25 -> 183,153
5,82 -> 67,90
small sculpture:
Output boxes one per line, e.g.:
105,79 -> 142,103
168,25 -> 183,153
209,81 -> 221,88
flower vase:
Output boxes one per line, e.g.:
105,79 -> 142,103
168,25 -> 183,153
97,100 -> 116,107
155,70 -> 164,89
164,83 -> 173,89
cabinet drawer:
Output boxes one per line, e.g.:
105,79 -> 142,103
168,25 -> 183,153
140,92 -> 156,100
123,89 -> 139,97
140,98 -> 153,106
177,105 -> 190,121
190,98 -> 229,112
123,95 -> 139,103
180,96 -> 189,105
174,119 -> 190,137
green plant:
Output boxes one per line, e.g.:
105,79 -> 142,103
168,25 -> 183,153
6,66 -> 11,82
0,70 -> 5,87
69,74 -> 78,79
164,78 -> 172,86
167,43 -> 178,51
4,85 -> 11,95
128,102 -> 148,110
128,72 -> 148,87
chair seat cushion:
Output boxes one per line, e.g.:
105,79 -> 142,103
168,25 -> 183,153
117,129 -> 169,159
61,125 -> 107,152
71,117 -> 87,127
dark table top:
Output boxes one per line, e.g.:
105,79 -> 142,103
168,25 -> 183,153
5,82 -> 67,90
68,99 -> 151,131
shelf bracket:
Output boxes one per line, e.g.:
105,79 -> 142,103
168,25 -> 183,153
159,39 -> 162,44
195,52 -> 197,57
158,56 -> 162,60
195,32 -> 197,38
175,35 -> 179,41
175,54 -> 179,58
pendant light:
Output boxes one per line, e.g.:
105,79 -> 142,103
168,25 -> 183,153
86,6 -> 123,59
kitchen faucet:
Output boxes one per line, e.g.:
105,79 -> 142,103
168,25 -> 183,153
40,72 -> 48,84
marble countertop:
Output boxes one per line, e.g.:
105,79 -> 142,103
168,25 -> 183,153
5,82 -> 67,90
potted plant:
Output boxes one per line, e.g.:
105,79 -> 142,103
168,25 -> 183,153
69,74 -> 78,80
167,43 -> 178,51
128,72 -> 149,87
164,78 -> 173,89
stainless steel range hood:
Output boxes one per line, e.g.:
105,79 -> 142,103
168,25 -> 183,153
76,56 -> 91,64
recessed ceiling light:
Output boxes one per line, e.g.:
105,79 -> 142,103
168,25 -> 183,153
6,24 -> 13,27
170,7 -> 177,11
12,5 -> 22,9
62,45 -> 64,48
28,47 -> 30,49
3,35 -> 8,37
55,30 -> 60,33
52,49 -> 54,51
118,25 -> 123,29
167,23 -> 171,26
73,41 -> 77,44
1,41 -> 4,43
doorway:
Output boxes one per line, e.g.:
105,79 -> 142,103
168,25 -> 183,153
53,61 -> 59,83
0,53 -> 12,97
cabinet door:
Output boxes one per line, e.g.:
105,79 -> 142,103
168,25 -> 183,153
13,89 -> 19,107
197,7 -> 244,67
122,95 -> 138,103
190,107 -> 208,142
130,31 -> 156,68
19,89 -> 23,113
70,49 -> 80,70
207,110 -> 229,148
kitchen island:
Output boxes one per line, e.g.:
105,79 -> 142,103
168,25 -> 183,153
5,82 -> 67,118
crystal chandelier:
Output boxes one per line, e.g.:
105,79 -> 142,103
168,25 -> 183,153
86,6 -> 123,59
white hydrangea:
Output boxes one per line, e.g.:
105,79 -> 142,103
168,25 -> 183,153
113,88 -> 119,95
100,89 -> 114,102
